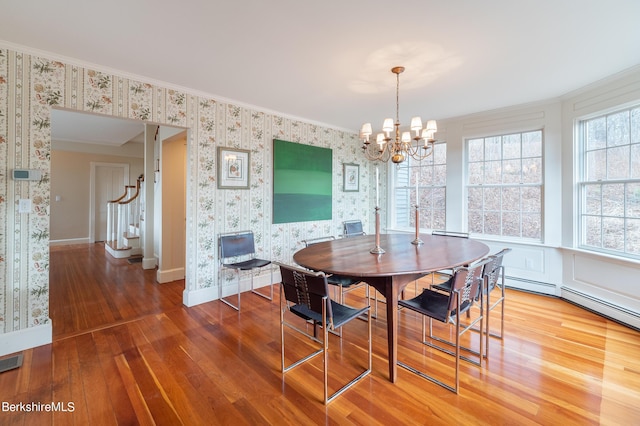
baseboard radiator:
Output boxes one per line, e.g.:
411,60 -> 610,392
502,276 -> 639,331
561,286 -> 640,331
504,275 -> 556,294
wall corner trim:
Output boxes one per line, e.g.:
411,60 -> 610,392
183,287 -> 217,307
0,323 -> 53,357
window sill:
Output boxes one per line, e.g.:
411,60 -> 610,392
560,247 -> 640,268
385,228 -> 549,247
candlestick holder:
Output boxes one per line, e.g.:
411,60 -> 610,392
411,204 -> 423,245
370,206 -> 386,254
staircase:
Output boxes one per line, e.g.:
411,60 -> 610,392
105,174 -> 144,259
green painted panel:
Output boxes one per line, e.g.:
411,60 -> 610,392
273,139 -> 332,224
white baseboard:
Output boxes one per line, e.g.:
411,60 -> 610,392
561,287 -> 640,329
49,237 -> 91,246
157,267 -> 185,284
142,257 -> 157,270
183,286 -> 217,307
219,270 -> 277,297
183,268 -> 280,308
506,276 -> 557,295
0,323 -> 52,356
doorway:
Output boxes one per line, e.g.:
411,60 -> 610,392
157,129 -> 188,283
49,109 -> 189,337
90,162 -> 130,242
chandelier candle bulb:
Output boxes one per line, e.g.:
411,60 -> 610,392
411,117 -> 423,136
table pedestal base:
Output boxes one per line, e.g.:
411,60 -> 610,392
366,273 -> 427,383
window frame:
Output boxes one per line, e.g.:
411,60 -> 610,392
465,129 -> 544,242
576,104 -> 640,260
389,141 -> 447,233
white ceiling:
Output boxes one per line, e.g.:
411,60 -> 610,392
50,109 -> 144,146
3,0 -> 640,137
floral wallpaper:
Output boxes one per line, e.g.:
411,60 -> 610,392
0,46 -> 380,338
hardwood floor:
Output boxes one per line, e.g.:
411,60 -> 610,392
1,243 -> 639,424
48,244 -> 184,340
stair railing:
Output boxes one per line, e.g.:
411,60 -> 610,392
106,175 -> 144,251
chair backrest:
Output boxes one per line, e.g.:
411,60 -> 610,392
302,236 -> 336,247
343,220 -> 365,237
447,258 -> 490,315
482,248 -> 512,292
219,231 -> 256,260
432,230 -> 469,239
279,264 -> 332,319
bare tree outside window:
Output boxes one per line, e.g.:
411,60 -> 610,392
466,131 -> 543,240
579,106 -> 640,258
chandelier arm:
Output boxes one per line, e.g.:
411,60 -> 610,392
363,143 -> 391,162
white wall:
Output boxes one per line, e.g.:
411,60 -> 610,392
423,67 -> 640,329
433,100 -> 564,295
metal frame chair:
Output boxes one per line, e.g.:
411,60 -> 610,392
278,263 -> 372,404
301,236 -> 377,322
398,257 -> 490,393
431,248 -> 511,359
343,220 -> 365,237
218,230 -> 273,311
481,248 -> 512,358
341,221 -> 382,313
429,230 -> 470,290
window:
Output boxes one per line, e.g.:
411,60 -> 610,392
467,130 -> 543,240
578,106 -> 640,258
392,143 -> 446,231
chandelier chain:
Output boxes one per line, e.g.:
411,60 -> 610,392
396,71 -> 400,125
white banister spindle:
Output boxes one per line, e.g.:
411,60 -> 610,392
117,203 -> 124,249
106,202 -> 113,245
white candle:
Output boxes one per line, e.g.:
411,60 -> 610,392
375,167 -> 380,207
415,171 -> 419,206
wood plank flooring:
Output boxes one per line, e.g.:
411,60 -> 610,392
1,243 -> 639,424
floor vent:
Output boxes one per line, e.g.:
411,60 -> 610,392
0,354 -> 23,373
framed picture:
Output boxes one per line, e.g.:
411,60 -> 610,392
343,163 -> 359,192
217,147 -> 250,189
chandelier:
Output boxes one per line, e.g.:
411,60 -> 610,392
360,66 -> 437,164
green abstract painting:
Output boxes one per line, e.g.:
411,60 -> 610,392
273,139 -> 332,224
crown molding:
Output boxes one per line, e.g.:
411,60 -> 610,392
0,39 -> 356,134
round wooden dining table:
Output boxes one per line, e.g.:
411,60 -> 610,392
293,233 -> 490,383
